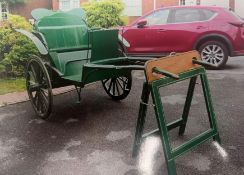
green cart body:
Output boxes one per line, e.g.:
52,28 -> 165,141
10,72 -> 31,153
17,8 -> 148,119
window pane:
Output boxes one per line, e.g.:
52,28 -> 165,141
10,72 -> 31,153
174,9 -> 201,23
144,9 -> 170,26
201,9 -> 216,20
180,0 -> 185,5
1,2 -> 8,20
59,0 -> 70,11
72,0 -> 80,8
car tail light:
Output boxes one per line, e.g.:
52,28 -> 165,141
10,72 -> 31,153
229,22 -> 244,27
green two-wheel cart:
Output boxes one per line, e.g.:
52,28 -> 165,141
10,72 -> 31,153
16,8 -> 151,119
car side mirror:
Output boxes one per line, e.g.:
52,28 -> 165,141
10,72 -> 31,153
137,19 -> 147,28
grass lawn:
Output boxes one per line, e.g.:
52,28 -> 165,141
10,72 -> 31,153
0,78 -> 26,95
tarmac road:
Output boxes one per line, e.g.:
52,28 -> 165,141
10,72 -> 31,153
1,56 -> 244,175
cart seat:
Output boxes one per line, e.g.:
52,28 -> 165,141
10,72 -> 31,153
36,13 -> 89,52
49,50 -> 90,83
35,12 -> 90,82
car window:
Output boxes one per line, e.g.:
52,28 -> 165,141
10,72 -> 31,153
201,9 -> 216,20
173,9 -> 201,23
144,9 -> 170,26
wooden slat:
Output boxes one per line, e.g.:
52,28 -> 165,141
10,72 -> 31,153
145,50 -> 201,83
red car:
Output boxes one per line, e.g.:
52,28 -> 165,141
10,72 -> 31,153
119,6 -> 244,69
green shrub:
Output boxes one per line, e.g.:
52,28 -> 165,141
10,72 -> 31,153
0,14 -> 37,78
0,0 -> 28,5
120,16 -> 129,26
82,0 -> 125,28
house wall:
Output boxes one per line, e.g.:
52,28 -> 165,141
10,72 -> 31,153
9,0 -> 52,19
142,0 -> 178,15
200,0 -> 229,8
235,0 -> 244,17
52,0 -> 87,11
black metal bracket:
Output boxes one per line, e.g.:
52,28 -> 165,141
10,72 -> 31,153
152,67 -> 180,79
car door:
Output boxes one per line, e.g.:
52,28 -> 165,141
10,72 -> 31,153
161,8 -> 209,52
122,9 -> 170,55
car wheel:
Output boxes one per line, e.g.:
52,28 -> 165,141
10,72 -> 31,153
198,41 -> 229,69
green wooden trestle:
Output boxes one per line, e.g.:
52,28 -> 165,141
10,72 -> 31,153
132,51 -> 221,175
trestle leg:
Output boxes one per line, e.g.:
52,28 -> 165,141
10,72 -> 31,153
151,84 -> 178,175
132,82 -> 150,157
179,76 -> 197,136
200,73 -> 221,144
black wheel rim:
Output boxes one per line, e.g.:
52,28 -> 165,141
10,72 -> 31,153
102,75 -> 132,100
26,58 -> 52,119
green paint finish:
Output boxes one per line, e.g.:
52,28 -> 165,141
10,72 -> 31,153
36,12 -> 89,52
31,8 -> 55,21
31,8 -> 86,21
90,29 -> 120,62
15,29 -> 48,55
20,8 -> 145,89
133,67 -> 220,175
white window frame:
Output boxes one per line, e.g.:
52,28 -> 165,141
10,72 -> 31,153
179,0 -> 186,5
59,0 -> 80,11
0,2 -> 9,21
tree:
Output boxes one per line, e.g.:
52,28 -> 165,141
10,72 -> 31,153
0,0 -> 28,5
82,0 -> 125,28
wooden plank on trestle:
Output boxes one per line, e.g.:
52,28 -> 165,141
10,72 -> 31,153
145,50 -> 201,83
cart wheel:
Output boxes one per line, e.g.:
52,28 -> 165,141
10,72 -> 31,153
102,74 -> 132,100
26,56 -> 53,119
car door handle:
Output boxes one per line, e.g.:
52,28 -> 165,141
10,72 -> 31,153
158,29 -> 167,32
196,26 -> 206,29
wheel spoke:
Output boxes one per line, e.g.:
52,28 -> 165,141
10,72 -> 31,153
30,64 -> 38,82
205,57 -> 210,62
117,78 -> 124,90
37,67 -> 44,84
103,79 -> 109,85
28,83 -> 38,92
214,47 -> 221,53
214,56 -> 221,62
40,88 -> 49,96
118,77 -> 127,84
202,50 -> 210,54
115,80 -> 120,96
36,92 -> 41,112
205,46 -> 212,53
39,90 -> 48,112
108,79 -> 113,93
112,79 -> 116,95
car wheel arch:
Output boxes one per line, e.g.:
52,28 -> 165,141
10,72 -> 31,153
194,34 -> 233,56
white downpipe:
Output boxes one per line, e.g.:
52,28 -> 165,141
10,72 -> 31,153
153,0 -> 156,10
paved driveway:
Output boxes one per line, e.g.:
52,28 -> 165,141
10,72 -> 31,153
1,57 -> 244,175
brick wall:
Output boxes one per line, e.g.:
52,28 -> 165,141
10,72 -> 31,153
142,0 -> 179,15
52,0 -> 59,10
158,0 -> 179,7
10,0 -> 52,19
